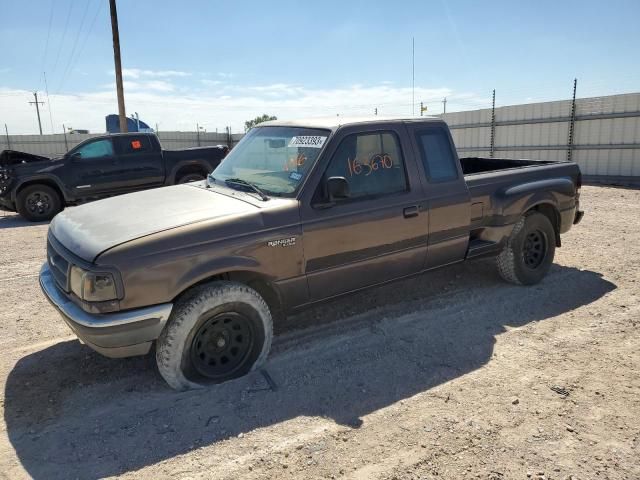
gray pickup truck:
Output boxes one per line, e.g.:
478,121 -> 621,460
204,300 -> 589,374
39,117 -> 583,390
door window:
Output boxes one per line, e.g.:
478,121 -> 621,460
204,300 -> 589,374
415,129 -> 458,181
75,139 -> 114,160
117,136 -> 152,154
323,131 -> 407,200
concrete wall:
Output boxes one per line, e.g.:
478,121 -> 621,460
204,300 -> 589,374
442,92 -> 640,183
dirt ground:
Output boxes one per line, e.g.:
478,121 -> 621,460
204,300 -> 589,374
0,184 -> 638,480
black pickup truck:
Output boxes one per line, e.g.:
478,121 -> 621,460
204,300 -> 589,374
39,117 -> 583,390
0,132 -> 227,221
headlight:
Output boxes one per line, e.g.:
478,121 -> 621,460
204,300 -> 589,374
69,266 -> 118,302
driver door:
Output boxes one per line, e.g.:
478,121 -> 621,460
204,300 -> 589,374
69,138 -> 121,197
299,124 -> 429,300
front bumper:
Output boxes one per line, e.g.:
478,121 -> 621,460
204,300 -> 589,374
0,194 -> 15,212
39,263 -> 173,358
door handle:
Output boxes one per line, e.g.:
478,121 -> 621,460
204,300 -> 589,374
403,205 -> 419,218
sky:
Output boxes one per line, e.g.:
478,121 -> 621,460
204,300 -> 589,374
0,0 -> 639,134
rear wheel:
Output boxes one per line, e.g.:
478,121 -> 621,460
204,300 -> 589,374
176,172 -> 206,184
496,212 -> 556,285
156,281 -> 273,390
16,184 -> 62,222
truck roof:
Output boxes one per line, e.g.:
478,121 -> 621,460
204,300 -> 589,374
259,116 -> 445,131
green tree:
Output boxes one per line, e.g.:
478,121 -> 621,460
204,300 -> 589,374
244,114 -> 277,132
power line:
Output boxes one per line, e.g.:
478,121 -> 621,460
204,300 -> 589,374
50,0 -> 74,81
37,0 -> 56,90
43,72 -> 55,134
56,0 -> 91,93
64,0 -> 104,82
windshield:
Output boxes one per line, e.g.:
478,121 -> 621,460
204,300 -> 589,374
211,126 -> 330,197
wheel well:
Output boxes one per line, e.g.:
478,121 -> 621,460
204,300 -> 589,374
175,164 -> 208,181
15,180 -> 64,204
176,271 -> 284,322
528,203 -> 561,247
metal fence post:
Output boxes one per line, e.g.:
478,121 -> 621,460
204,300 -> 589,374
567,78 -> 577,162
489,89 -> 496,158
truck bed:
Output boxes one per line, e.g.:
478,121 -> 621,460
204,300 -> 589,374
460,156 -> 582,258
460,157 -> 555,175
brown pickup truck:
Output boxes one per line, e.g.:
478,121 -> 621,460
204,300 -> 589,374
39,117 -> 584,390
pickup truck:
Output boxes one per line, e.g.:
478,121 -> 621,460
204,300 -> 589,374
0,132 -> 227,221
38,117 -> 584,390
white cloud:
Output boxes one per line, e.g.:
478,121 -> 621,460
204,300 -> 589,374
120,68 -> 191,79
0,83 -> 488,134
201,79 -> 223,87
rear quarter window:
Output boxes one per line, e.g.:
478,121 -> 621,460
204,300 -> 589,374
416,128 -> 459,182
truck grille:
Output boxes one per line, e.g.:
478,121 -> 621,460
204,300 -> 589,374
47,237 -> 71,292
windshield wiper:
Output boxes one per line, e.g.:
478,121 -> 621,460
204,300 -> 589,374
224,178 -> 269,201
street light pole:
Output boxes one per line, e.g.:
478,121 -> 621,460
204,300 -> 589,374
109,0 -> 127,133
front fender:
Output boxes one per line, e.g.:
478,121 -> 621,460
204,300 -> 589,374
175,255 -> 268,294
12,174 -> 70,202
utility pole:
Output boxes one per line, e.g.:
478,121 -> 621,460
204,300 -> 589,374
4,124 -> 10,149
62,124 -> 69,152
420,102 -> 423,116
109,0 -> 127,133
29,92 -> 45,135
442,97 -> 447,114
374,107 -> 378,116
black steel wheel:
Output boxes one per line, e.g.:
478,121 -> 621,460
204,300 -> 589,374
496,211 -> 556,285
156,281 -> 273,390
15,184 -> 62,222
522,229 -> 547,269
190,312 -> 255,379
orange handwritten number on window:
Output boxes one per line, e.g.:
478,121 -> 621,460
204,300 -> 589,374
347,155 -> 392,177
131,140 -> 142,150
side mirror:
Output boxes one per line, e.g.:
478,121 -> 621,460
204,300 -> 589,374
68,152 -> 82,161
327,176 -> 349,200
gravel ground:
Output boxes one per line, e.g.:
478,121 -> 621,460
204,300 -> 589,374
0,185 -> 638,480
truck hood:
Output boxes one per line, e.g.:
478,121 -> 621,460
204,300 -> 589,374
0,150 -> 58,167
50,184 -> 260,262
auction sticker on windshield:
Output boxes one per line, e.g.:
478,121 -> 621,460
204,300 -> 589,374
288,136 -> 327,148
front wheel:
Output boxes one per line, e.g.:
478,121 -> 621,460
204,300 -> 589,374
496,212 -> 556,285
156,281 -> 273,390
15,184 -> 62,222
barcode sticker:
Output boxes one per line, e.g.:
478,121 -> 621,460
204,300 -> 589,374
288,136 -> 327,148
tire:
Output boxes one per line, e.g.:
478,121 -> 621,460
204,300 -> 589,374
176,172 -> 206,184
15,184 -> 62,222
496,212 -> 556,285
156,281 -> 273,391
